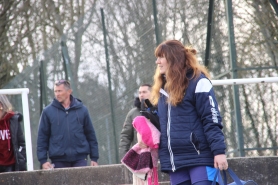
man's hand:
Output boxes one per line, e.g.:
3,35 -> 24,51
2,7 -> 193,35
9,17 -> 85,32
42,162 -> 54,170
91,161 -> 98,166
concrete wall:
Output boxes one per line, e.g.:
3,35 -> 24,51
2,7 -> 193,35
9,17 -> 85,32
0,157 -> 277,185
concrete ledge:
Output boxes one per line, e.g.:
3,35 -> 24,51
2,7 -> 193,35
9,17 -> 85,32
0,157 -> 277,184
226,156 -> 277,184
0,164 -> 169,185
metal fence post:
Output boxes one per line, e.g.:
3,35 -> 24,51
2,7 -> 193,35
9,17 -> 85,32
61,36 -> 79,98
101,8 -> 119,163
225,0 -> 245,157
152,0 -> 160,46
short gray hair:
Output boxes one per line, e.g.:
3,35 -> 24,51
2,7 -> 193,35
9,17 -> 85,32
54,79 -> 71,90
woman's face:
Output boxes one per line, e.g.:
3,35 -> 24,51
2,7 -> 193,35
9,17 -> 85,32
0,103 -> 4,119
155,56 -> 169,74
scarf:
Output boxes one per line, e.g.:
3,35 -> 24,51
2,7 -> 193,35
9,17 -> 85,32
121,116 -> 160,185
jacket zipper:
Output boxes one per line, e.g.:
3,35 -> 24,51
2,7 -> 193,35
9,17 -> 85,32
167,103 -> 176,172
160,88 -> 176,172
66,110 -> 72,159
190,132 -> 200,155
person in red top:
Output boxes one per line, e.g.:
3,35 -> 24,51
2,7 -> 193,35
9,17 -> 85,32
0,94 -> 26,173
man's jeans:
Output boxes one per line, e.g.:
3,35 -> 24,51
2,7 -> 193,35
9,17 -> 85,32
52,159 -> 88,168
0,165 -> 15,173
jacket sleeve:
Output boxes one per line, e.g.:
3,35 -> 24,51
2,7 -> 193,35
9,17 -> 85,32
194,78 -> 226,156
17,117 -> 27,171
83,108 -> 99,162
37,110 -> 50,165
118,109 -> 135,160
16,115 -> 26,152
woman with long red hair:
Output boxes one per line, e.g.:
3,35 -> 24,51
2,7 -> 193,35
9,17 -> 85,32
141,40 -> 228,185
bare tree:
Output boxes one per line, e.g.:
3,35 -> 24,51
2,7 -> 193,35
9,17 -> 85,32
1,0 -> 278,168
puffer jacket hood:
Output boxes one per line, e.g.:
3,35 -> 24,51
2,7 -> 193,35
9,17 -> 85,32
133,97 -> 141,109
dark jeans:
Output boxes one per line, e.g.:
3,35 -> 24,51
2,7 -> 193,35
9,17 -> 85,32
177,180 -> 217,185
0,165 -> 15,173
53,159 -> 88,169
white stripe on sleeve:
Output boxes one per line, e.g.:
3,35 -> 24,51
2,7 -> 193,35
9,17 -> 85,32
195,78 -> 212,93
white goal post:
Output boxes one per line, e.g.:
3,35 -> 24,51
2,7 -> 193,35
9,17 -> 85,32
0,76 -> 277,171
211,76 -> 278,86
0,88 -> 33,171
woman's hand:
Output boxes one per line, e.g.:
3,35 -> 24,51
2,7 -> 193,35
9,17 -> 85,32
214,154 -> 228,170
137,132 -> 148,148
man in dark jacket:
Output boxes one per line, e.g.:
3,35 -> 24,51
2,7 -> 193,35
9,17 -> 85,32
118,84 -> 151,160
37,80 -> 99,169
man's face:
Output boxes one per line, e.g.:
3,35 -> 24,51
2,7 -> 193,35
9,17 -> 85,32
138,86 -> 151,102
54,84 -> 72,103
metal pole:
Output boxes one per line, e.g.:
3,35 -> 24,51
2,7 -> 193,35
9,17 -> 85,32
269,0 -> 278,16
21,90 -> 34,170
205,0 -> 214,67
101,8 -> 119,163
40,61 -> 43,113
39,60 -> 48,113
211,77 -> 278,85
152,0 -> 160,46
61,36 -> 79,97
225,0 -> 245,157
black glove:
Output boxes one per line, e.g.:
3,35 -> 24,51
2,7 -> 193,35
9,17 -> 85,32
140,99 -> 160,131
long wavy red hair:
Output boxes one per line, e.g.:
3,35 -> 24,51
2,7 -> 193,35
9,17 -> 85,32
151,40 -> 210,106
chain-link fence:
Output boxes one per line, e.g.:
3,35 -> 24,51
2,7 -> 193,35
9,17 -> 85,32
3,0 -> 278,169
